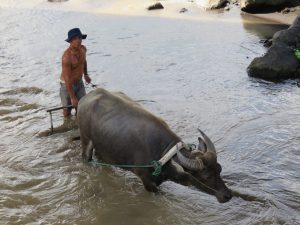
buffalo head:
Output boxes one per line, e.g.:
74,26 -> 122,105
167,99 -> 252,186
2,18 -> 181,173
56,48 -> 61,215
175,129 -> 232,203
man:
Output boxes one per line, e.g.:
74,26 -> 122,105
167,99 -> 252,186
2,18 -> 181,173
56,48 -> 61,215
60,28 -> 92,117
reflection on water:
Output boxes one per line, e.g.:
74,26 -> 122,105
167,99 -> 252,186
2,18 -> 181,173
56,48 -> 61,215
243,21 -> 288,39
241,12 -> 289,39
0,4 -> 300,225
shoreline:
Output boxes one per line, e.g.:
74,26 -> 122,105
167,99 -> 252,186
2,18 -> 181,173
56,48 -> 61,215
243,11 -> 299,25
96,1 -> 300,26
0,0 -> 297,26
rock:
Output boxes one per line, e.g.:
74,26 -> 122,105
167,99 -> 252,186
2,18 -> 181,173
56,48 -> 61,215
180,8 -> 188,13
241,0 -> 288,12
231,0 -> 240,6
248,43 -> 298,79
48,0 -> 68,2
282,8 -> 291,13
147,2 -> 164,10
207,0 -> 228,9
247,15 -> 300,80
282,6 -> 300,14
259,39 -> 272,47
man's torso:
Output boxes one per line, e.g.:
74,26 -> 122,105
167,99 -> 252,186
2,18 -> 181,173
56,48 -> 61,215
61,45 -> 86,83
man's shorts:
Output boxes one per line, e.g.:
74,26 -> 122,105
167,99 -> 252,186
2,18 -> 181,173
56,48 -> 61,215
60,80 -> 86,107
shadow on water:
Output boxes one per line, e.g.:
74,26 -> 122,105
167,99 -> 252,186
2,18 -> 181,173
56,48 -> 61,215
0,87 -> 44,120
0,115 -> 23,122
1,86 -> 43,95
0,103 -> 40,115
0,98 -> 26,106
0,96 -> 41,122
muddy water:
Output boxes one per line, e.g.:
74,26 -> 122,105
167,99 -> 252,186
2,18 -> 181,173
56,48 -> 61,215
0,6 -> 300,225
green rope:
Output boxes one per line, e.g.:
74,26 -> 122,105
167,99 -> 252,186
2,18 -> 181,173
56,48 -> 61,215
88,142 -> 196,177
151,161 -> 162,177
186,143 -> 196,150
295,49 -> 300,60
89,160 -> 162,176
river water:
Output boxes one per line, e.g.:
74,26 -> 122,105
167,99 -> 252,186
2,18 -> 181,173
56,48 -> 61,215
0,2 -> 300,225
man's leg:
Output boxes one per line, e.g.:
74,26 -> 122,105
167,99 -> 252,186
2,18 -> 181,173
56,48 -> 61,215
76,80 -> 87,101
60,83 -> 72,118
63,108 -> 71,117
73,80 -> 86,116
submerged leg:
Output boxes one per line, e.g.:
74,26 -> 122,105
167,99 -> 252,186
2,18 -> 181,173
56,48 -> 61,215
142,179 -> 158,193
81,139 -> 93,162
63,108 -> 71,117
136,170 -> 158,192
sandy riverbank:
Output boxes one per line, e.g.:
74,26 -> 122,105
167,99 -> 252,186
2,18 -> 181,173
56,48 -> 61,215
94,0 -> 300,26
0,0 -> 297,25
61,1 -> 299,26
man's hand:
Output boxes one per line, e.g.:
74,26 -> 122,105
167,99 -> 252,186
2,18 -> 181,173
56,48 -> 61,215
84,74 -> 91,84
71,96 -> 79,108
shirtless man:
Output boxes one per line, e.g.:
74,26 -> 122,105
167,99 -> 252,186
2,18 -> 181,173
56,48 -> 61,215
60,28 -> 92,117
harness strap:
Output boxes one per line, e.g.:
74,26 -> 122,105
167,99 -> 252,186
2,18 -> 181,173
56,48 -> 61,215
158,142 -> 183,167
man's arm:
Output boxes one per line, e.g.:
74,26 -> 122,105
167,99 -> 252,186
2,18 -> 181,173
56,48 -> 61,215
62,55 -> 78,107
84,60 -> 91,84
84,60 -> 88,76
82,46 -> 91,84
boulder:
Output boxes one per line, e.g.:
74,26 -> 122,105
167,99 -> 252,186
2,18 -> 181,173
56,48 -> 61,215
232,0 -> 239,5
147,2 -> 164,10
207,0 -> 228,9
247,15 -> 300,80
48,0 -> 68,2
180,8 -> 188,13
224,5 -> 231,10
241,0 -> 288,11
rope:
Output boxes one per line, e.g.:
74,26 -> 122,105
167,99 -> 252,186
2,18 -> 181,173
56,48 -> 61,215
89,160 -> 218,192
89,160 -> 162,177
85,82 -> 98,89
87,143 -> 198,178
189,174 -> 218,194
186,143 -> 197,150
151,161 -> 162,176
88,158 -> 219,193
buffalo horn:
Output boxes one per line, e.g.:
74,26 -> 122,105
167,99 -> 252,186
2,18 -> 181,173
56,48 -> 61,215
176,146 -> 204,171
197,128 -> 216,155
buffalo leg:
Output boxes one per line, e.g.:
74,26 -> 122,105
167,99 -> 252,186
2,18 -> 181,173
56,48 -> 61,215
137,170 -> 158,192
81,139 -> 93,162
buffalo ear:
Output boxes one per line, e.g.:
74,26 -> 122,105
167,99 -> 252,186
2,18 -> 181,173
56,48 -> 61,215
198,137 -> 207,152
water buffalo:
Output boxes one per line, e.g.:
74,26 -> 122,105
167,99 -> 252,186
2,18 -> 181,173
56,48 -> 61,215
77,88 -> 232,203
